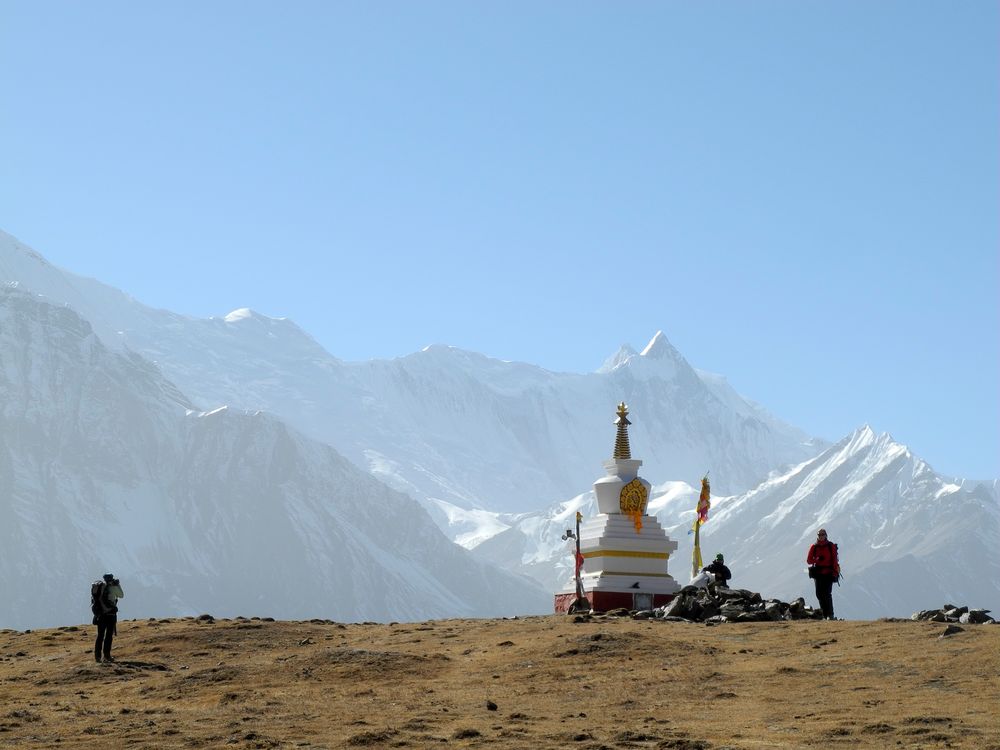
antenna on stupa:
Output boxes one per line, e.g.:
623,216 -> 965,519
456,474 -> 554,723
613,402 -> 632,459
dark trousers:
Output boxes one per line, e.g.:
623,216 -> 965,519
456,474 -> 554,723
94,615 -> 116,659
814,575 -> 835,619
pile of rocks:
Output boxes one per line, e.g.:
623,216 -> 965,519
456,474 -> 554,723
911,605 -> 996,624
642,585 -> 826,623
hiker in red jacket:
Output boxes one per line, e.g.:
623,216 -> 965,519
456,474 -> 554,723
807,529 -> 840,620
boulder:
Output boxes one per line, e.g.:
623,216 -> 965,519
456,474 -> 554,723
914,604 -> 993,625
661,596 -> 694,620
720,604 -> 745,619
699,602 -> 721,620
764,602 -> 783,621
734,611 -> 770,622
967,609 -> 994,624
716,589 -> 746,602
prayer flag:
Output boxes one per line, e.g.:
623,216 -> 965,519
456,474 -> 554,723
695,475 -> 711,528
691,475 -> 710,579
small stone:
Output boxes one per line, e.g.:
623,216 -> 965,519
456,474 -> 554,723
939,624 -> 964,637
486,700 -> 498,711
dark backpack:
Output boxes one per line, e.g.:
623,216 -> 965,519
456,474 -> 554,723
90,581 -> 106,617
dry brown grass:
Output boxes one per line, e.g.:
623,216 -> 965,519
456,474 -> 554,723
1,614 -> 998,749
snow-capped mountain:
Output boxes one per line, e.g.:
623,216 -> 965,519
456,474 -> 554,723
472,426 -> 1000,619
3,229 -> 996,623
0,231 -> 823,539
0,286 -> 548,630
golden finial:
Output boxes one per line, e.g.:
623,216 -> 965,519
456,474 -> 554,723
613,402 -> 632,459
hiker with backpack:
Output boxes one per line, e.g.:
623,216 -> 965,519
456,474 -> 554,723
806,529 -> 840,620
91,573 -> 124,662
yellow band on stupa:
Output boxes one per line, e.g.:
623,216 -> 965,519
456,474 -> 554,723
581,550 -> 670,559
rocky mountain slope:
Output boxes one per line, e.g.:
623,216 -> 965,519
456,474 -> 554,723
0,286 -> 547,630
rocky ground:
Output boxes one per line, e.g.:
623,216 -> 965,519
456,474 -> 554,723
1,614 -> 998,749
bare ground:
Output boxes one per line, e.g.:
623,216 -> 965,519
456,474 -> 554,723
1,614 -> 998,749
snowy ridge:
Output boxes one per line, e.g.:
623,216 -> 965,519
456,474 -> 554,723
2,229 -> 996,623
475,427 -> 999,619
0,286 -> 547,629
0,232 -> 822,524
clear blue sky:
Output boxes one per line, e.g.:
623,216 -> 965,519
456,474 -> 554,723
2,2 -> 997,479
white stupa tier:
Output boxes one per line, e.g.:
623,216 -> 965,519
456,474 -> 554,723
555,404 -> 681,613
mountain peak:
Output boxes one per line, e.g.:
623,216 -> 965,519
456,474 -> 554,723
835,424 -> 917,467
597,343 -> 638,374
220,308 -> 299,329
640,330 -> 676,359
223,308 -> 262,323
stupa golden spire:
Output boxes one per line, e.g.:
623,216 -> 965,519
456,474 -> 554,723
613,401 -> 632,460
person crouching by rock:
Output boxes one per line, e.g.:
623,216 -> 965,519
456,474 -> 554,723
807,529 -> 839,620
91,573 -> 124,663
702,553 -> 732,593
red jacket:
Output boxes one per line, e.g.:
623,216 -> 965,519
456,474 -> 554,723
807,540 -> 840,576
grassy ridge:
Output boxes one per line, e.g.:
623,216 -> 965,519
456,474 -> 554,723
1,615 -> 998,748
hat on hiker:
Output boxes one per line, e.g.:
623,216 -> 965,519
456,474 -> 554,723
715,553 -> 724,562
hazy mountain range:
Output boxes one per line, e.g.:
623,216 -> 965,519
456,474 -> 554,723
1,229 -> 996,626
0,283 -> 548,629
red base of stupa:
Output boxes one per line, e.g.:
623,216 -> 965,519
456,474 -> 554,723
554,590 -> 675,614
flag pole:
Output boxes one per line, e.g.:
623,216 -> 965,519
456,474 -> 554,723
691,473 -> 710,580
692,518 -> 701,579
574,511 -> 584,601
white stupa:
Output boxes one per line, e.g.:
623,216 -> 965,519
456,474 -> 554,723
555,402 -> 681,613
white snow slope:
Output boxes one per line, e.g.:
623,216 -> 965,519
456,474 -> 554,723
472,427 -> 1000,619
0,286 -> 548,630
2,229 -> 997,622
0,231 -> 823,535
